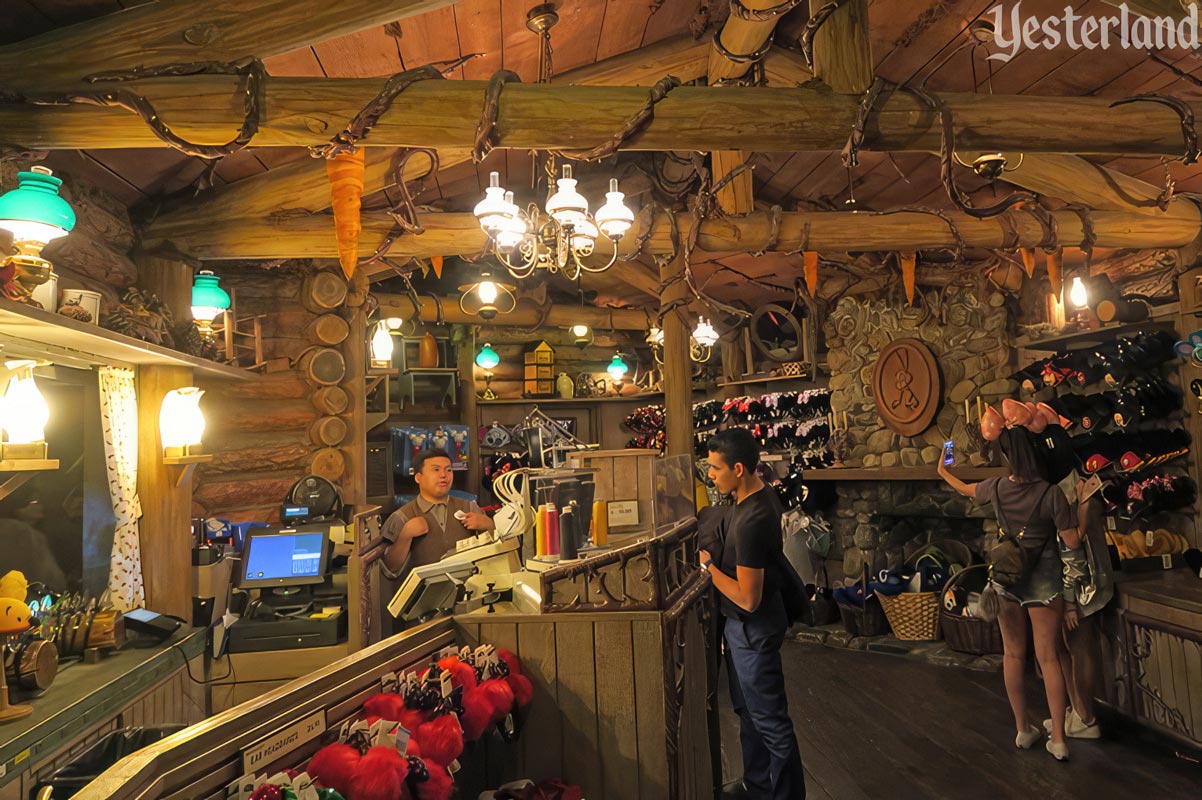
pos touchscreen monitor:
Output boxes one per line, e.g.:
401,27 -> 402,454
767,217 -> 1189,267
238,529 -> 329,589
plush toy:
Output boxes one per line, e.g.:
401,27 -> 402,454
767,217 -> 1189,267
307,743 -> 360,797
436,656 -> 478,692
414,760 -> 454,800
493,648 -> 533,710
0,571 -> 32,635
458,686 -> 495,741
362,692 -> 408,723
478,678 -> 516,729
349,746 -> 409,800
414,712 -> 464,767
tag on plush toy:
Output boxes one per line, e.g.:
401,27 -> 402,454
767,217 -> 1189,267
232,774 -> 261,800
292,774 -> 319,800
1146,530 -> 1156,550
394,724 -> 411,753
439,670 -> 453,699
369,718 -> 392,745
439,645 -> 459,660
379,670 -> 400,695
447,759 -> 461,775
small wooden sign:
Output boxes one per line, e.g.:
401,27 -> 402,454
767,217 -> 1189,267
242,710 -> 326,774
608,500 -> 640,528
871,338 -> 942,436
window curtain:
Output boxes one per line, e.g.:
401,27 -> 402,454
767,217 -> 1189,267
98,367 -> 144,610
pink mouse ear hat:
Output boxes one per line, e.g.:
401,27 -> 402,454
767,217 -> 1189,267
1002,398 -> 1033,429
1035,402 -> 1061,429
1023,401 -> 1046,433
980,404 -> 1004,441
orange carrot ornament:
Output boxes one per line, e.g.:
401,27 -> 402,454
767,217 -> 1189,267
803,251 -> 819,298
327,148 -> 366,281
900,251 -> 917,305
1020,247 -> 1036,278
431,255 -> 444,279
1045,247 -> 1063,299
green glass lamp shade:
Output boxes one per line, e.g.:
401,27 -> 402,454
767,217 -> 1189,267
0,167 -> 76,246
607,353 -> 629,380
475,342 -> 501,370
191,270 -> 231,322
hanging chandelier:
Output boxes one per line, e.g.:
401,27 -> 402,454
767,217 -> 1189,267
473,169 -> 634,281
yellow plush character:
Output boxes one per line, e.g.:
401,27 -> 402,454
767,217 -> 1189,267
0,571 -> 27,601
0,570 -> 32,635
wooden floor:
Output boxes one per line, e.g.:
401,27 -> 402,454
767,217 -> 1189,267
718,641 -> 1202,799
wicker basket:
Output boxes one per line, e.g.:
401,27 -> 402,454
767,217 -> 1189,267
835,574 -> 890,637
940,564 -> 1004,655
877,591 -> 942,641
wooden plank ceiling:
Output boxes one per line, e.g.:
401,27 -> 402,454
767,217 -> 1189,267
5,0 -> 1202,309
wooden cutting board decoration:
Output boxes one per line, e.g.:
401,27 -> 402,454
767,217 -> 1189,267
871,338 -> 942,436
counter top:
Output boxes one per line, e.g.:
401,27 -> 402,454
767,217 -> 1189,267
1117,569 -> 1202,617
0,627 -> 206,787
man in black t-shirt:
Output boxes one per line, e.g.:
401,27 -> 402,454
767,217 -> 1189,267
701,429 -> 806,800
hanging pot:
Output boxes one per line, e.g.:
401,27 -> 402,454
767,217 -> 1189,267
419,332 -> 440,368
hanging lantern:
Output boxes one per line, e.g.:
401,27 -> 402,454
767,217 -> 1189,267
371,321 -> 394,369
0,360 -> 49,460
191,270 -> 231,341
459,272 -> 517,321
160,387 -> 205,458
475,343 -> 501,370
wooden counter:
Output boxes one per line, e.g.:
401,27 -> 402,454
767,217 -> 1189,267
0,629 -> 207,800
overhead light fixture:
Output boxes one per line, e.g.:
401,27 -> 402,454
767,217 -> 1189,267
1069,276 -> 1088,309
371,321 -> 394,369
473,168 -> 634,282
0,360 -> 50,461
160,387 -> 206,459
190,270 -> 231,341
0,166 -> 76,299
475,342 -> 501,370
459,271 -> 517,321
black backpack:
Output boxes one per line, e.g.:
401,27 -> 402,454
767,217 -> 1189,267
989,483 -> 1056,588
776,550 -> 811,624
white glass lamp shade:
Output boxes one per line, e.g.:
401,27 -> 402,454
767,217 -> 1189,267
1069,277 -> 1088,309
474,173 -> 513,234
571,324 -> 590,338
545,166 -> 588,226
595,180 -> 635,239
385,317 -> 404,330
646,327 -> 664,346
693,317 -> 719,348
160,387 -> 205,450
371,321 -> 394,363
1,360 -> 48,444
569,217 -> 598,251
494,213 -> 527,251
607,353 -> 629,381
478,280 -> 499,305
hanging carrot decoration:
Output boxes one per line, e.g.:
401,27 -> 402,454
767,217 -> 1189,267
1020,247 -> 1036,278
900,251 -> 917,305
431,255 -> 444,279
1045,247 -> 1064,299
803,251 -> 819,297
327,148 -> 366,281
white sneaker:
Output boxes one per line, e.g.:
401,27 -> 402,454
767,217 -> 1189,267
1042,707 -> 1072,735
1065,708 -> 1101,739
1016,725 -> 1042,749
1046,739 -> 1070,761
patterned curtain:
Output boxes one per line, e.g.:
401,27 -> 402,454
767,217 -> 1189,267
98,367 -> 145,610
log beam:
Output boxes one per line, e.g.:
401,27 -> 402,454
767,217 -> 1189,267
9,79 -> 1197,155
0,0 -> 454,90
143,35 -> 712,256
809,0 -> 873,94
373,295 -> 655,330
146,207 -> 1202,261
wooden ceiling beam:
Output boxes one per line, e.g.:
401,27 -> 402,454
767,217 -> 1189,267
374,294 -> 653,330
807,0 -> 873,95
143,34 -> 713,262
142,207 -> 1200,261
0,0 -> 454,90
12,79 -> 1194,155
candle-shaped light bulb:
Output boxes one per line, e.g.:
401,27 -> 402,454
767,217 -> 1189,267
1069,276 -> 1088,309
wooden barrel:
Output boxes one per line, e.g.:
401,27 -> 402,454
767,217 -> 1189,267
306,313 -> 350,346
310,447 -> 346,481
309,415 -> 348,447
310,385 -> 350,415
297,347 -> 346,386
301,271 -> 348,313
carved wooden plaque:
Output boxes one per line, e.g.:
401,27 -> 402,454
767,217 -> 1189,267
871,338 -> 942,436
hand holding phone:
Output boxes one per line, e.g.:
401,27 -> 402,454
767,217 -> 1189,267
942,440 -> 955,466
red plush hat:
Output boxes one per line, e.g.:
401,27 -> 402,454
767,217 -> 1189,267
437,656 -> 478,691
399,707 -> 430,735
307,743 -> 360,797
458,686 -> 494,741
478,677 -> 516,728
363,692 -> 408,723
415,712 -> 464,767
350,746 -> 409,800
414,760 -> 454,800
495,648 -> 523,677
507,672 -> 534,709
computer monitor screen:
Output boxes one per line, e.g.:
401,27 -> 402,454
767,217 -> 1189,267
238,529 -> 329,589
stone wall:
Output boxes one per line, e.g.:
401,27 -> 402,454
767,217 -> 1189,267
821,287 -> 1014,580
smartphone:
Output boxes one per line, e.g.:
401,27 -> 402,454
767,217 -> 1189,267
942,440 -> 955,466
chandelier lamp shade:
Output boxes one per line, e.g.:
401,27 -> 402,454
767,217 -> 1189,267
190,270 -> 231,341
691,317 -> 720,363
475,342 -> 501,370
459,272 -> 517,321
160,387 -> 206,458
0,360 -> 51,460
473,168 -> 634,281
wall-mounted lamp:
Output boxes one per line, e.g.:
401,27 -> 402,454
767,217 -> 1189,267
160,387 -> 206,459
0,360 -> 49,461
370,320 -> 394,369
458,271 -> 517,321
570,324 -> 592,348
191,270 -> 231,341
476,342 -> 500,400
0,166 -> 75,299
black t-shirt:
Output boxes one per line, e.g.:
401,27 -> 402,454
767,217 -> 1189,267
717,486 -> 785,623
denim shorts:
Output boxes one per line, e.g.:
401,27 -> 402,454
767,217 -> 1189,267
996,543 -> 1062,607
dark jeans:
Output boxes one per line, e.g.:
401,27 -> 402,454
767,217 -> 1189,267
724,615 -> 806,800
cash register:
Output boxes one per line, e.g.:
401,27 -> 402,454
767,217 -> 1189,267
226,527 -> 348,653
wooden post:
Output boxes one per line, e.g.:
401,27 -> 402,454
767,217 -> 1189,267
134,252 -> 193,323
136,365 -> 194,620
660,254 -> 694,459
341,272 -> 369,505
455,326 -> 480,496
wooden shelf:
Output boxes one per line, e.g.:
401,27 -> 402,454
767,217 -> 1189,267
1016,320 -> 1177,353
479,393 -> 664,406
800,466 -> 1007,481
0,299 -> 253,380
717,373 -> 825,388
0,458 -> 59,472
